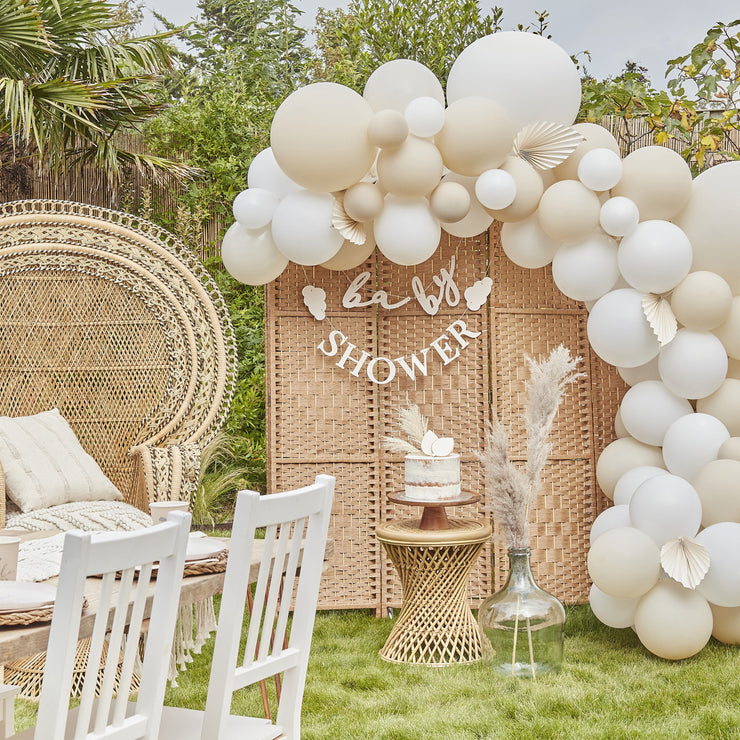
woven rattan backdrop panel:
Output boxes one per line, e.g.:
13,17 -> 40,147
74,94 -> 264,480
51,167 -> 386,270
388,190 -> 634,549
267,225 -> 622,610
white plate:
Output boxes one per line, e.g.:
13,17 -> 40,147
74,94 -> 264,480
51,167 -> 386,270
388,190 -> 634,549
0,582 -> 57,612
185,536 -> 227,562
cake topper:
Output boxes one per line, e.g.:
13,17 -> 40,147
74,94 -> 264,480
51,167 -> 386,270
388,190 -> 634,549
382,404 -> 454,457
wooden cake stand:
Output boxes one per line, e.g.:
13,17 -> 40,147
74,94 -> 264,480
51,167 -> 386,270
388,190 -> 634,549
387,491 -> 480,530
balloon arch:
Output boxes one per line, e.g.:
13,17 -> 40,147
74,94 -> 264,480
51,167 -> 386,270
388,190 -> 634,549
223,31 -> 740,661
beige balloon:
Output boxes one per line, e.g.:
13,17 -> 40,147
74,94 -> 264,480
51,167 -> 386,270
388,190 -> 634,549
343,182 -> 384,222
484,156 -> 544,223
718,436 -> 740,461
377,136 -> 443,197
634,580 -> 713,660
596,437 -> 665,499
614,408 -> 629,438
429,181 -> 471,223
438,172 -> 493,238
696,379 -> 740,436
714,296 -> 740,360
553,122 -> 620,182
728,358 -> 740,380
692,458 -> 740,526
321,228 -> 377,271
368,109 -> 409,149
611,146 -> 692,221
271,82 -> 376,192
711,603 -> 740,644
435,96 -> 514,177
537,180 -> 601,243
671,271 -> 733,331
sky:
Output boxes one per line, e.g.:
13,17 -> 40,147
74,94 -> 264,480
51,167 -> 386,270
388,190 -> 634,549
141,0 -> 740,87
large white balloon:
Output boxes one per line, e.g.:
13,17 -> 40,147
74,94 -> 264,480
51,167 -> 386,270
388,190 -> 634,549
446,32 -> 582,131
613,465 -> 666,506
662,413 -> 730,481
363,59 -> 445,112
551,233 -> 619,302
619,381 -> 693,446
247,147 -> 303,198
374,196 -> 441,265
232,188 -> 279,230
589,584 -> 639,629
587,289 -> 661,368
618,220 -> 693,294
500,214 -> 560,269
271,191 -> 344,266
589,504 -> 632,543
658,329 -> 728,400
696,522 -> 740,607
221,222 -> 289,286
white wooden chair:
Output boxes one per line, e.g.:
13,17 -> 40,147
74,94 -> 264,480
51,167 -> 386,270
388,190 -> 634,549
157,474 -> 335,740
5,511 -> 191,739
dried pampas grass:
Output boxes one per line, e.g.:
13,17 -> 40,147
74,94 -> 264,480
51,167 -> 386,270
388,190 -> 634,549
479,346 -> 582,549
382,404 -> 429,455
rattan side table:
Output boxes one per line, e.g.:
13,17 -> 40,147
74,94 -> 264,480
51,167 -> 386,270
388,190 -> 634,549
377,516 -> 492,666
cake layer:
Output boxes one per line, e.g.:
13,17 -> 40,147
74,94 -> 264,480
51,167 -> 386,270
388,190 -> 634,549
404,453 -> 461,501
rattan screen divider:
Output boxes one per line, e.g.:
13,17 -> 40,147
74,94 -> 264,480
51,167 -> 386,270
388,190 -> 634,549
266,223 -> 624,612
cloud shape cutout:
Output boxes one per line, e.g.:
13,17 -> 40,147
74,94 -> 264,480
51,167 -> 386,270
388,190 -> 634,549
303,285 -> 327,321
464,277 -> 493,311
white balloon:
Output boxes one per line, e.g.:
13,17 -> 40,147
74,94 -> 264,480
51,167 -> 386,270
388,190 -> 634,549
364,59 -> 444,112
587,289 -> 661,368
613,465 -> 666,506
500,213 -> 560,269
551,233 -> 619,302
446,32 -> 582,131
658,329 -> 728,400
617,356 -> 661,386
589,584 -> 639,629
619,381 -> 694,446
590,504 -> 632,543
474,169 -> 517,210
599,196 -> 640,237
374,196 -> 441,265
629,473 -> 702,547
577,148 -> 624,191
247,147 -> 303,198
405,96 -> 445,137
232,188 -> 279,230
662,413 -> 730,481
438,173 -> 493,238
271,191 -> 343,266
696,522 -> 740,607
221,222 -> 288,286
618,220 -> 693,294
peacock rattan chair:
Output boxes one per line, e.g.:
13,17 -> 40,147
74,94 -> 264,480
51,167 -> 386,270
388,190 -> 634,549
0,199 -> 237,526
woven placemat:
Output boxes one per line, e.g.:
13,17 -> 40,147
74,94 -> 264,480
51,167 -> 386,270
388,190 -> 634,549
183,547 -> 228,576
0,597 -> 88,626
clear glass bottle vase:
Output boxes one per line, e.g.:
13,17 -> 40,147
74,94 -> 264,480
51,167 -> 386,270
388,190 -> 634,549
477,547 -> 565,678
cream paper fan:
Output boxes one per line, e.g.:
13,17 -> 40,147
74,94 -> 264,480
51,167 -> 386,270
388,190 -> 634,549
642,293 -> 677,345
660,536 -> 711,589
513,121 -> 586,170
332,196 -> 367,245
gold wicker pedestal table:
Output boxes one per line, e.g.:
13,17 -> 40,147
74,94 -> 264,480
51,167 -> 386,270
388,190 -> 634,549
377,495 -> 491,666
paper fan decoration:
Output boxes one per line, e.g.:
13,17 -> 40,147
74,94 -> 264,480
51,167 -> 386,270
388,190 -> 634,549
513,122 -> 585,170
660,536 -> 711,589
332,196 -> 367,245
642,293 -> 678,346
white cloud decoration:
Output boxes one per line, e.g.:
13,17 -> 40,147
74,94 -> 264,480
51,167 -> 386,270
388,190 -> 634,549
302,285 -> 327,320
464,277 -> 493,311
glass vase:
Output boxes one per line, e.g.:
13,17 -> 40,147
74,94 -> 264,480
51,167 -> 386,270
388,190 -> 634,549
477,547 -> 565,678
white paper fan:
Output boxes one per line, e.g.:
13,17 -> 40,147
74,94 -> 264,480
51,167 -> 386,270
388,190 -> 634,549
642,293 -> 677,346
332,196 -> 367,245
660,536 -> 711,589
513,121 -> 585,170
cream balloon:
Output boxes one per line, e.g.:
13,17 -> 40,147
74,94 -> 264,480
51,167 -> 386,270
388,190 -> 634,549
613,465 -> 666,506
232,188 -> 279,230
429,181 -> 471,223
438,173 -> 493,238
619,380 -> 693,447
696,522 -> 740,607
405,96 -> 445,138
537,180 -> 601,243
587,289 -> 661,369
728,358 -> 740,380
658,329 -> 728,400
484,156 -> 544,223
435,96 -> 514,177
321,229 -> 376,271
662,413 -> 730,482
674,160 -> 740,292
697,379 -> 740,436
271,82 -> 376,192
692,458 -> 740,527
611,146 -> 693,221
500,214 -> 560,269
599,196 -> 640,237
363,59 -> 444,112
711,603 -> 740,644
614,408 -> 629,438
589,584 -> 639,629
577,148 -> 624,192
718,436 -> 740,462
377,135 -> 443,196
589,504 -> 632,543
343,182 -> 384,222
553,122 -> 620,182
374,196 -> 441,266
551,233 -> 619,302
271,191 -> 344,266
670,271 -> 733,331
221,222 -> 288,286
714,296 -> 740,359
446,31 -> 582,131
596,437 -> 665,499
474,169 -> 516,209
634,580 -> 712,660
587,526 -> 661,599
367,109 -> 409,149
617,356 -> 661,386
247,147 -> 302,198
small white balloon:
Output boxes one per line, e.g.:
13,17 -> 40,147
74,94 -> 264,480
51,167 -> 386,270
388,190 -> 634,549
374,196 -> 441,265
247,147 -> 303,198
658,329 -> 728,400
404,96 -> 446,137
619,380 -> 694,446
577,147 -> 624,191
221,222 -> 289,286
662,412 -> 730,482
589,584 -> 639,629
613,465 -> 666,506
590,504 -> 632,543
232,188 -> 280,230
696,522 -> 740,607
474,169 -> 517,210
599,196 -> 640,237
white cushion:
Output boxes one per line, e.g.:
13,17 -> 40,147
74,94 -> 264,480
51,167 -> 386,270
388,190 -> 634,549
0,409 -> 122,513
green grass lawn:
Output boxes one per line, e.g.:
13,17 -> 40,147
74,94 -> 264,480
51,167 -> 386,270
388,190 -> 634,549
14,604 -> 740,739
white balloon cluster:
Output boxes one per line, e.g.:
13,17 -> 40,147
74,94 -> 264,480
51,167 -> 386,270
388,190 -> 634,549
221,32 -> 582,283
